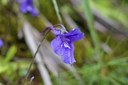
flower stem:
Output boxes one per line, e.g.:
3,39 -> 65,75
52,0 -> 62,23
23,29 -> 51,85
53,24 -> 67,32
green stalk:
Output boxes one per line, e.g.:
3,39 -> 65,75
83,0 -> 100,58
52,0 -> 62,23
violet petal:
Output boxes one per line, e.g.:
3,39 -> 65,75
65,28 -> 84,42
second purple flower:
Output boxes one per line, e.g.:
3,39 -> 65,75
17,0 -> 39,16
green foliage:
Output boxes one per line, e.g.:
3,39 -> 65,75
0,0 -> 8,5
4,45 -> 17,63
0,45 -> 32,84
52,71 -> 80,85
90,0 -> 128,28
82,0 -> 100,58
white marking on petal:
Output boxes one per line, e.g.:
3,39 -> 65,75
63,42 -> 70,49
27,6 -> 32,11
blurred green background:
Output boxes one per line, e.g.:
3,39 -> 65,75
0,0 -> 128,85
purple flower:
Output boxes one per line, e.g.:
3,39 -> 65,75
17,0 -> 39,16
51,27 -> 84,64
0,39 -> 4,48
